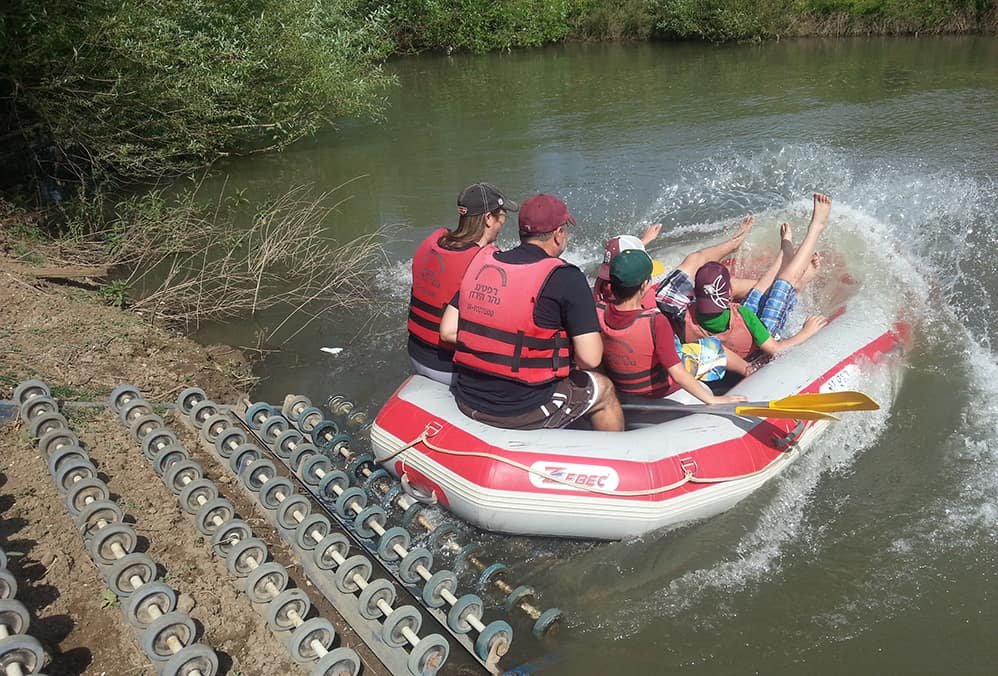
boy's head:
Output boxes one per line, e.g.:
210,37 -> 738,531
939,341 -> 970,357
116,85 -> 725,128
609,249 -> 653,301
694,261 -> 731,314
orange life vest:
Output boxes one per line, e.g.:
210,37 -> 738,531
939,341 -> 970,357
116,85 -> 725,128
683,302 -> 755,359
453,251 -> 572,385
598,307 -> 674,397
407,228 -> 485,350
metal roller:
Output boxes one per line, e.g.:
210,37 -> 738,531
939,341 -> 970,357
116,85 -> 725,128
215,428 -> 246,458
210,519 -> 251,559
164,460 -> 204,495
128,412 -> 164,442
160,643 -> 219,676
286,617 -> 334,664
104,552 -> 157,597
13,379 -> 50,406
175,387 -> 206,416
123,581 -> 177,628
239,458 -> 277,493
188,400 -> 219,429
142,610 -> 196,661
153,445 -> 189,477
245,562 -> 289,604
311,647 -> 361,676
264,588 -> 311,632
28,411 -> 68,439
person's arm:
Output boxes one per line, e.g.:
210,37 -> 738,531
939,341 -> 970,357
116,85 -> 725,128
666,363 -> 746,405
640,223 -> 662,245
757,315 -> 828,355
439,304 -> 459,345
571,331 -> 604,370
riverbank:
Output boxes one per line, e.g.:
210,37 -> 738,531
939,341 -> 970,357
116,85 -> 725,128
0,242 -> 389,673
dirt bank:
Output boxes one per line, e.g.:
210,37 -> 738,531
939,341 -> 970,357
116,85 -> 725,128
0,256 -> 389,674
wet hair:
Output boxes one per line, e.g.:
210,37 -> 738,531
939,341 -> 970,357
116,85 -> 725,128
438,209 -> 503,250
610,279 -> 643,302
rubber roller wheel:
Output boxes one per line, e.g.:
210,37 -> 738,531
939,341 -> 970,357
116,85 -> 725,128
175,387 -> 206,416
195,497 -> 235,536
421,570 -> 457,609
65,477 -> 110,516
153,445 -> 189,477
290,443 -> 318,472
123,581 -> 177,628
29,411 -> 68,439
160,643 -> 219,676
0,599 -> 30,634
282,394 -> 312,421
275,429 -> 303,459
105,552 -> 157,597
300,453 -> 332,486
363,468 -> 392,493
88,522 -> 138,565
398,547 -> 432,585
189,400 -> 219,428
503,585 -> 535,614
21,395 -> 58,423
400,503 -> 426,530
532,607 -> 562,639
47,445 -> 88,476
475,620 -> 513,663
357,578 -> 395,620
199,413 -> 231,444
119,398 -> 152,425
179,478 -> 219,514
245,402 -> 274,430
406,634 -> 449,676
246,561 -> 288,603
142,610 -> 196,660
294,513 -> 330,551
381,483 -> 404,509
345,453 -> 375,480
353,505 -> 387,539
334,486 -> 366,520
310,420 -> 339,449
128,413 -> 164,442
333,555 -> 371,594
478,562 -> 508,591
276,494 -> 310,531
225,537 -> 268,577
210,519 -> 251,559
0,634 -> 46,673
317,470 -> 350,502
74,499 -> 124,536
265,588 -> 310,632
229,444 -> 261,475
312,647 -> 361,676
328,433 -> 353,456
215,428 -> 246,458
428,523 -> 461,553
260,415 -> 289,442
295,406 -> 325,432
108,383 -> 140,412
376,526 -> 411,562
38,428 -> 79,458
381,604 -> 420,648
287,617 -> 334,664
240,457 -> 276,493
165,460 -> 204,495
446,594 -> 483,634
142,428 -> 179,460
54,459 -> 97,493
260,476 -> 293,510
313,533 -> 349,571
14,379 -> 50,406
0,570 -> 15,600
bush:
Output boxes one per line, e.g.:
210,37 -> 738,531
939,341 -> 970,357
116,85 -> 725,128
0,0 -> 396,182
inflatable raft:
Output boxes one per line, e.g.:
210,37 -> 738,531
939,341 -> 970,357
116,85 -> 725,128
371,306 -> 908,540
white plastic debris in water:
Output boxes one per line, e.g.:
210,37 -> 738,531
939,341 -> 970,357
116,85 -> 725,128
320,347 -> 343,356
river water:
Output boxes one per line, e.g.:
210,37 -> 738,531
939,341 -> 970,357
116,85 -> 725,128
195,37 -> 998,674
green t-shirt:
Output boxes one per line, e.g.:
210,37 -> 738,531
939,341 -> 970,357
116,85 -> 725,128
696,306 -> 771,346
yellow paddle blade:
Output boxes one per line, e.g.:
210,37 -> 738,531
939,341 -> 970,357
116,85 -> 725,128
769,390 -> 879,413
733,406 -> 840,421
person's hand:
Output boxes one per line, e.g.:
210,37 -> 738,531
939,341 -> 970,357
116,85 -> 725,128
640,223 -> 662,245
708,393 -> 747,405
801,314 -> 828,337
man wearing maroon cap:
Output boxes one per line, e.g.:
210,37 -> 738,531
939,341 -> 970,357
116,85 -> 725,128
440,194 -> 624,432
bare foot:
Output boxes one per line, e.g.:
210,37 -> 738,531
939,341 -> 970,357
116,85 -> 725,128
796,252 -> 822,289
780,222 -> 793,243
779,222 -> 795,259
730,215 -> 754,247
809,193 -> 832,231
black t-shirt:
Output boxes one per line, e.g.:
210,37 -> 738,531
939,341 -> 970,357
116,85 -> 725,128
451,243 -> 600,416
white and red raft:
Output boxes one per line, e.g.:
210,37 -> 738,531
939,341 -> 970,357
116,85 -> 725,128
371,305 -> 910,540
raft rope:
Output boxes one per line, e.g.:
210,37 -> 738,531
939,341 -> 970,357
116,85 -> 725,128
383,426 -> 801,498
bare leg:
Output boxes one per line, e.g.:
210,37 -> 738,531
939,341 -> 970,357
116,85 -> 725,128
676,215 -> 754,277
795,252 -> 822,290
724,348 -> 751,376
587,372 -> 624,432
777,193 -> 830,289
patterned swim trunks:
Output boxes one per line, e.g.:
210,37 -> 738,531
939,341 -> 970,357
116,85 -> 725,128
655,269 -> 695,319
742,278 -> 797,337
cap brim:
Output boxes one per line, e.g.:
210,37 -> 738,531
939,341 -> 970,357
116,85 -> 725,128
650,259 -> 665,277
502,198 -> 519,212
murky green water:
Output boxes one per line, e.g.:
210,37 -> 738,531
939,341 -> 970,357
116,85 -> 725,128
195,37 -> 998,674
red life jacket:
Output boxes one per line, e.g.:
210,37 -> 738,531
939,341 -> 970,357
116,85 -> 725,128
683,303 -> 755,359
598,307 -> 674,397
453,252 -> 572,385
407,228 -> 486,350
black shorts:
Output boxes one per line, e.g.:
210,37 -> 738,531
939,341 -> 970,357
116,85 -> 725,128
456,370 -> 598,430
